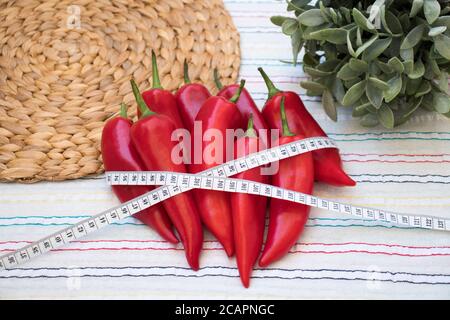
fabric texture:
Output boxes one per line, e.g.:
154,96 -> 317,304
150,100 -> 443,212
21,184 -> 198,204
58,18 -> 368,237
0,0 -> 449,299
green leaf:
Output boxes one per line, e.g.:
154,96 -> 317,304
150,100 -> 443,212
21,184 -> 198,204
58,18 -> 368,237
400,74 -> 408,95
298,9 -> 326,27
400,24 -> 425,50
438,72 -> 449,93
428,26 -> 447,37
344,78 -> 361,89
432,92 -> 450,113
352,8 -> 375,32
354,34 -> 379,58
421,93 -> 434,111
395,97 -> 423,126
302,52 -> 318,66
356,27 -> 363,47
403,60 -> 414,74
271,16 -> 288,26
342,80 -> 366,106
303,66 -> 333,77
337,63 -> 363,80
377,61 -> 394,74
399,13 -> 411,31
352,101 -> 371,117
400,48 -> 414,61
410,0 -> 424,17
306,89 -> 323,96
366,81 -> 384,109
329,8 -> 339,24
322,90 -> 337,121
291,28 -> 304,66
428,55 -> 441,76
287,0 -> 310,11
423,0 -> 441,24
331,78 -> 345,104
282,18 -> 299,35
415,81 -> 432,97
388,57 -> 405,73
309,28 -> 348,44
360,113 -> 379,127
362,37 -> 392,61
319,1 -> 332,23
303,25 -> 323,38
406,78 -> 423,95
352,107 -> 369,117
346,29 -> 356,57
340,7 -> 352,23
407,58 -> 425,79
382,8 -> 403,36
377,104 -> 395,128
434,16 -> 450,29
300,80 -> 326,92
434,34 -> 450,60
402,97 -> 423,119
384,76 -> 402,103
369,77 -> 390,91
349,58 -> 368,72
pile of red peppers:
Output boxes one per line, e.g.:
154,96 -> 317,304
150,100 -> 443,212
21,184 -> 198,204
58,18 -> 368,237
101,53 -> 356,288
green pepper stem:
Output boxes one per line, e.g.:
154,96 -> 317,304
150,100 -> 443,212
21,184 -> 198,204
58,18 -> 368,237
245,113 -> 257,138
213,68 -> 223,90
151,50 -> 162,89
120,102 -> 128,118
258,67 -> 280,99
280,96 -> 295,137
229,79 -> 246,104
183,60 -> 191,84
130,79 -> 155,118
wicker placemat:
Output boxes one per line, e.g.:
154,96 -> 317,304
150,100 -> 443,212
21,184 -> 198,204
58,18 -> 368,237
0,0 -> 240,183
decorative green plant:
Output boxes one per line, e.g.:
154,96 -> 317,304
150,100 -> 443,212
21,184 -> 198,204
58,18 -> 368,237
271,0 -> 450,128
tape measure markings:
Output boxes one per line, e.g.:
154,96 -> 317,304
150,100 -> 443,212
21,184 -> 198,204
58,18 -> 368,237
1,137 -> 448,271
107,171 -> 450,230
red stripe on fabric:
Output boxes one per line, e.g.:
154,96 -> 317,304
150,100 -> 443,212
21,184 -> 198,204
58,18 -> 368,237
343,159 -> 450,164
1,240 -> 450,249
1,247 -> 449,257
342,153 -> 450,157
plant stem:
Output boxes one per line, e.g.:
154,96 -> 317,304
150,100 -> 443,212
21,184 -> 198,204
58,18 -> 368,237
280,96 -> 295,137
214,68 -> 223,90
184,60 -> 190,84
120,102 -> 128,118
151,50 -> 162,89
229,79 -> 246,103
258,67 -> 281,99
130,79 -> 155,118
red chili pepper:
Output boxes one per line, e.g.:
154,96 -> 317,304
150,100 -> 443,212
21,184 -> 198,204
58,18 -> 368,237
130,80 -> 203,270
214,69 -> 270,146
259,97 -> 314,267
258,68 -> 356,187
101,104 -> 178,244
136,51 -> 184,129
231,115 -> 268,288
189,80 -> 246,257
175,61 -> 211,130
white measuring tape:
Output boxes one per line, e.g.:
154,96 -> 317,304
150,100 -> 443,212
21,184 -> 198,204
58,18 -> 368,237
1,137 -> 449,270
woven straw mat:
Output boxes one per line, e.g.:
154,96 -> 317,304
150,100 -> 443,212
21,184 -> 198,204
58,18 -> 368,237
0,0 -> 241,183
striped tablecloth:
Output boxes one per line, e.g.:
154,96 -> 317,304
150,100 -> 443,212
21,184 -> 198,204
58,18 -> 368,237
1,0 -> 449,299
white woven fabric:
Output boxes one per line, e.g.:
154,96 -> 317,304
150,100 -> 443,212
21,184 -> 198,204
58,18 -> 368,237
0,0 -> 449,299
